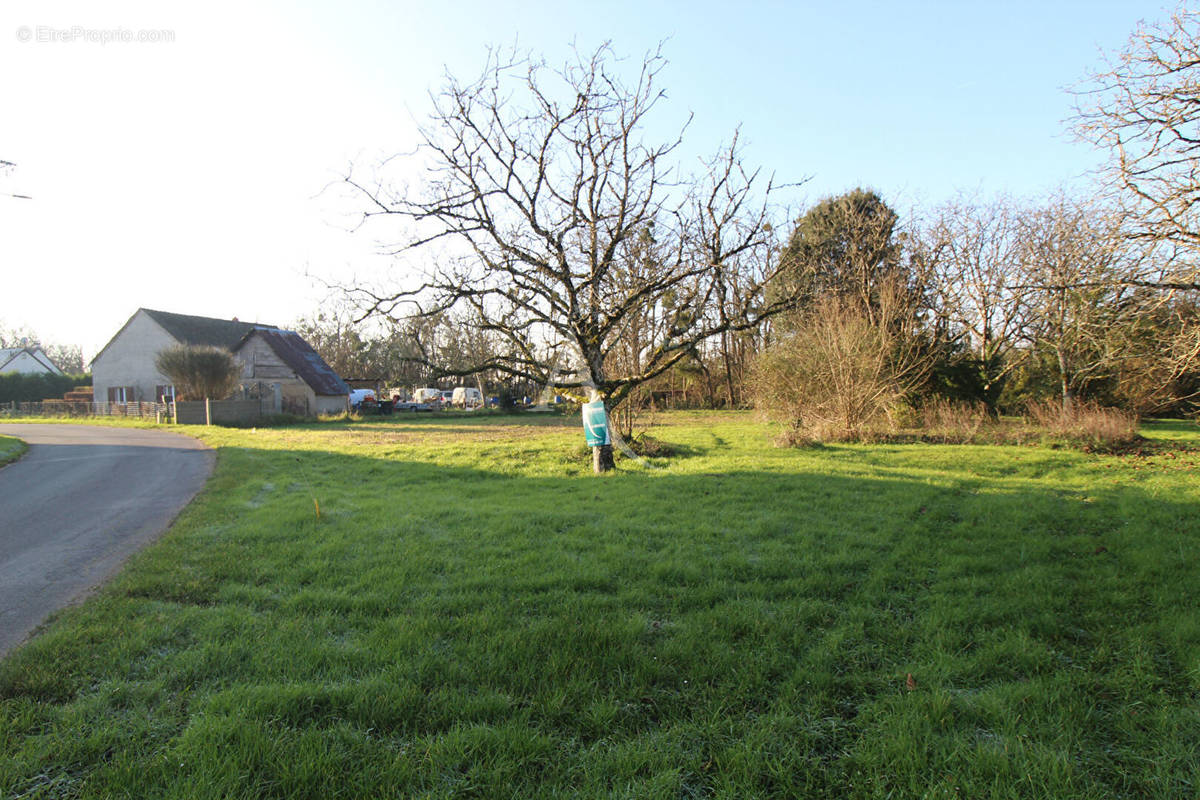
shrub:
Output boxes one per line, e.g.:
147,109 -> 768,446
752,292 -> 930,441
154,345 -> 241,401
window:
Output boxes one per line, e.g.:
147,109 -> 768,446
107,386 -> 135,403
155,385 -> 176,402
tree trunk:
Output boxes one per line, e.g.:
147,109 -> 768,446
721,331 -> 737,408
592,444 -> 614,473
1056,348 -> 1073,414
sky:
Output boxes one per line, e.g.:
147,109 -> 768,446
0,0 -> 1176,359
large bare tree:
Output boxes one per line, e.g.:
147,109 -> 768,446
922,195 -> 1031,408
1017,195 -> 1158,410
341,45 -> 797,470
1072,4 -> 1200,290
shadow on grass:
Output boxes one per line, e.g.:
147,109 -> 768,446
1,437 -> 1198,799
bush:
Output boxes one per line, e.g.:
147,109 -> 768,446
752,293 -> 930,441
154,345 -> 241,401
0,372 -> 91,403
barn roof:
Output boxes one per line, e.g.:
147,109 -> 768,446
238,327 -> 349,397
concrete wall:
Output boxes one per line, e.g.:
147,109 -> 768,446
314,394 -> 349,415
92,310 -> 177,403
174,400 -> 263,425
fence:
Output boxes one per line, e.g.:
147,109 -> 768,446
0,399 -> 268,425
0,400 -> 171,420
174,400 -> 264,425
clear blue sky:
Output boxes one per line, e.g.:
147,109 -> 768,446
0,0 -> 1173,355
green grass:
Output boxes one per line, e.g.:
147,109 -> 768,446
0,434 -> 27,466
2,412 -> 1199,798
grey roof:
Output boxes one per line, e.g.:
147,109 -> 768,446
142,308 -> 274,350
239,328 -> 349,397
91,308 -> 278,366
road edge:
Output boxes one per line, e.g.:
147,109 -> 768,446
0,434 -> 28,468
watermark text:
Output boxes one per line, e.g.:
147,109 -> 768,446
16,26 -> 175,45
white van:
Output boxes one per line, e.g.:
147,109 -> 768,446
413,387 -> 443,404
452,387 -> 484,408
348,388 -> 376,409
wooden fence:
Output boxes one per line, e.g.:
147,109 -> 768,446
0,399 -> 268,425
0,400 -> 169,419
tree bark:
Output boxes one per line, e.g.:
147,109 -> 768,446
721,331 -> 737,408
592,444 -> 614,473
1057,348 -> 1074,413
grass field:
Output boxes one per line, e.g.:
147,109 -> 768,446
0,434 -> 27,467
1,411 -> 1198,798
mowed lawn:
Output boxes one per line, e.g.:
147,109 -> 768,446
2,412 -> 1198,799
0,434 -> 26,467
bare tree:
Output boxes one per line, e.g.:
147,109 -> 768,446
1106,293 -> 1200,413
922,195 -> 1031,408
1017,196 -> 1151,410
340,45 -> 797,471
294,310 -> 378,380
1072,4 -> 1200,290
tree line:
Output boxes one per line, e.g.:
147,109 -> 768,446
315,11 -> 1200,462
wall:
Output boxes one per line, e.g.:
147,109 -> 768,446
174,399 -> 263,425
315,394 -> 349,415
0,350 -> 60,375
92,310 -> 177,403
237,332 -> 347,416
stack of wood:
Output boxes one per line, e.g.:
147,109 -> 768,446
41,386 -> 95,415
62,387 -> 93,403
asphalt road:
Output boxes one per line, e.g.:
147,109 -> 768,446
0,424 -> 214,657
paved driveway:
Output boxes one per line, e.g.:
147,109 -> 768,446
0,424 -> 214,657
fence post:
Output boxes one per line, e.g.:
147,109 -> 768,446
205,398 -> 211,426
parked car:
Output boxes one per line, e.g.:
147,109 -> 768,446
452,387 -> 484,408
392,399 -> 435,412
349,389 -> 376,410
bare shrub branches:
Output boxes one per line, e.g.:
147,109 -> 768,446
752,281 -> 932,440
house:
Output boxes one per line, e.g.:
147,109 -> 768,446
0,346 -> 65,375
234,327 -> 350,416
91,308 -> 349,415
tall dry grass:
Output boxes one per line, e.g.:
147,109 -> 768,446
773,398 -> 1141,450
1024,400 -> 1139,446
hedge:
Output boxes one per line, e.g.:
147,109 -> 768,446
0,372 -> 92,403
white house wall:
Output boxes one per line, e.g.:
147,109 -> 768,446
91,310 -> 178,403
0,350 -> 59,375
